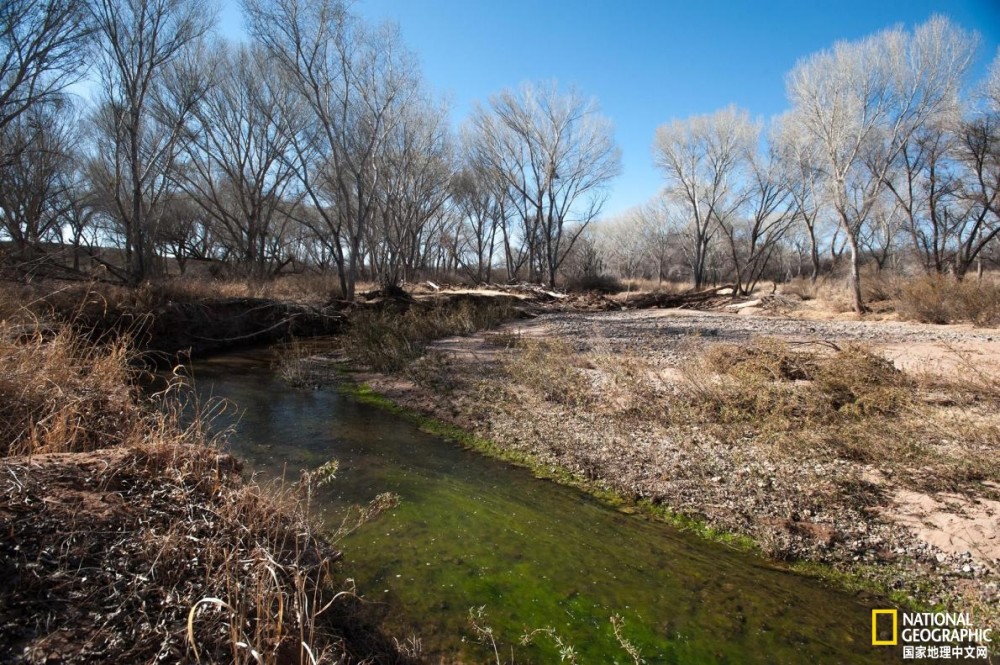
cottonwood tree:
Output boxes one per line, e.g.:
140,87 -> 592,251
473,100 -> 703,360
636,197 -> 677,284
654,105 -> 755,289
719,135 -> 798,295
0,99 -> 78,269
89,0 -> 216,282
451,165 -> 502,283
0,0 -> 91,144
177,42 -> 302,277
785,16 -> 976,312
368,99 -> 452,288
950,110 -> 1000,278
452,131 -> 516,283
60,162 -> 99,271
936,53 -> 1000,279
456,128 -> 529,281
880,114 -> 963,274
774,116 -> 829,281
244,0 -> 421,299
879,54 -> 1000,277
598,208 -> 649,280
468,81 -> 621,287
858,192 -> 905,272
985,49 -> 1000,114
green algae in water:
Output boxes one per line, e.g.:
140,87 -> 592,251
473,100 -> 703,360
191,352 -> 897,664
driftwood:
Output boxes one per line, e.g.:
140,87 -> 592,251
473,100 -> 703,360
489,283 -> 567,301
619,285 -> 736,310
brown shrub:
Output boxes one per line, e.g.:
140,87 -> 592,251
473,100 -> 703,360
563,272 -> 623,294
343,298 -> 519,372
500,338 -> 594,408
488,332 -> 998,490
704,338 -> 819,382
779,277 -> 818,301
692,340 -> 912,429
896,274 -> 1000,326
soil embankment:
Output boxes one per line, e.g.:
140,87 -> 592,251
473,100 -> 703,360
0,295 -> 406,664
84,296 -> 346,360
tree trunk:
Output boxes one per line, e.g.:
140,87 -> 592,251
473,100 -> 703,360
808,226 -> 820,282
846,229 -> 865,314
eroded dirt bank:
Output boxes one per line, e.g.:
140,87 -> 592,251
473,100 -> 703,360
0,312 -> 407,664
355,307 -> 1000,628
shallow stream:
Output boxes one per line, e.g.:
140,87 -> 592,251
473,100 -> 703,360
191,349 -> 895,664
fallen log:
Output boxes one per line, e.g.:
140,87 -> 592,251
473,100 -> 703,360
621,285 -> 736,310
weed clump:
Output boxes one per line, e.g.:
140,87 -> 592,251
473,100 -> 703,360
896,274 -> 1000,326
500,339 -> 595,408
343,298 -> 519,372
0,323 -> 143,457
704,339 -> 910,418
683,340 -> 916,460
564,272 -> 623,294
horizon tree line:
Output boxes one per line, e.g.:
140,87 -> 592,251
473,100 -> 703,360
1,4 -> 998,307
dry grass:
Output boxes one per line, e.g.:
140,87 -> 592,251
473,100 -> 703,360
0,322 -> 144,457
0,443 -> 402,664
780,272 -> 1000,324
0,318 -> 406,663
274,340 -> 342,389
896,274 -> 1000,326
779,276 -> 863,313
618,278 -> 686,294
500,338 -> 595,408
343,298 -> 520,373
496,337 -> 999,489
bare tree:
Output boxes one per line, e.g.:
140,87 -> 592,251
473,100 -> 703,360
718,134 -> 798,295
654,105 -> 754,289
0,0 -> 91,143
88,0 -> 216,282
950,112 -> 1000,278
451,166 -> 501,283
774,115 -> 829,281
468,81 -> 621,287
154,192 -> 206,273
244,0 -> 420,299
879,115 -> 963,274
368,98 -> 452,288
858,192 -> 905,272
635,197 -> 677,284
176,41 -> 301,277
598,209 -> 648,281
452,131 -> 515,283
785,16 -> 976,312
0,99 -> 78,270
985,48 -> 1000,114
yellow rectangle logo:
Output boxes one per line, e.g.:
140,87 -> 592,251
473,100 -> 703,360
872,609 -> 898,646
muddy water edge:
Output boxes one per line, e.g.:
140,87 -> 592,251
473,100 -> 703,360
188,347 -> 898,664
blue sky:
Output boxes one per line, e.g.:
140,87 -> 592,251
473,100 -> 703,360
219,0 -> 1000,218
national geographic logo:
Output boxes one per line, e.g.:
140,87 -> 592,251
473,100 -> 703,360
872,609 -> 992,660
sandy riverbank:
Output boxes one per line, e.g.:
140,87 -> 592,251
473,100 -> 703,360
352,307 -> 1000,629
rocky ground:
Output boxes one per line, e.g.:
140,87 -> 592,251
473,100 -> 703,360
354,304 -> 1000,630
